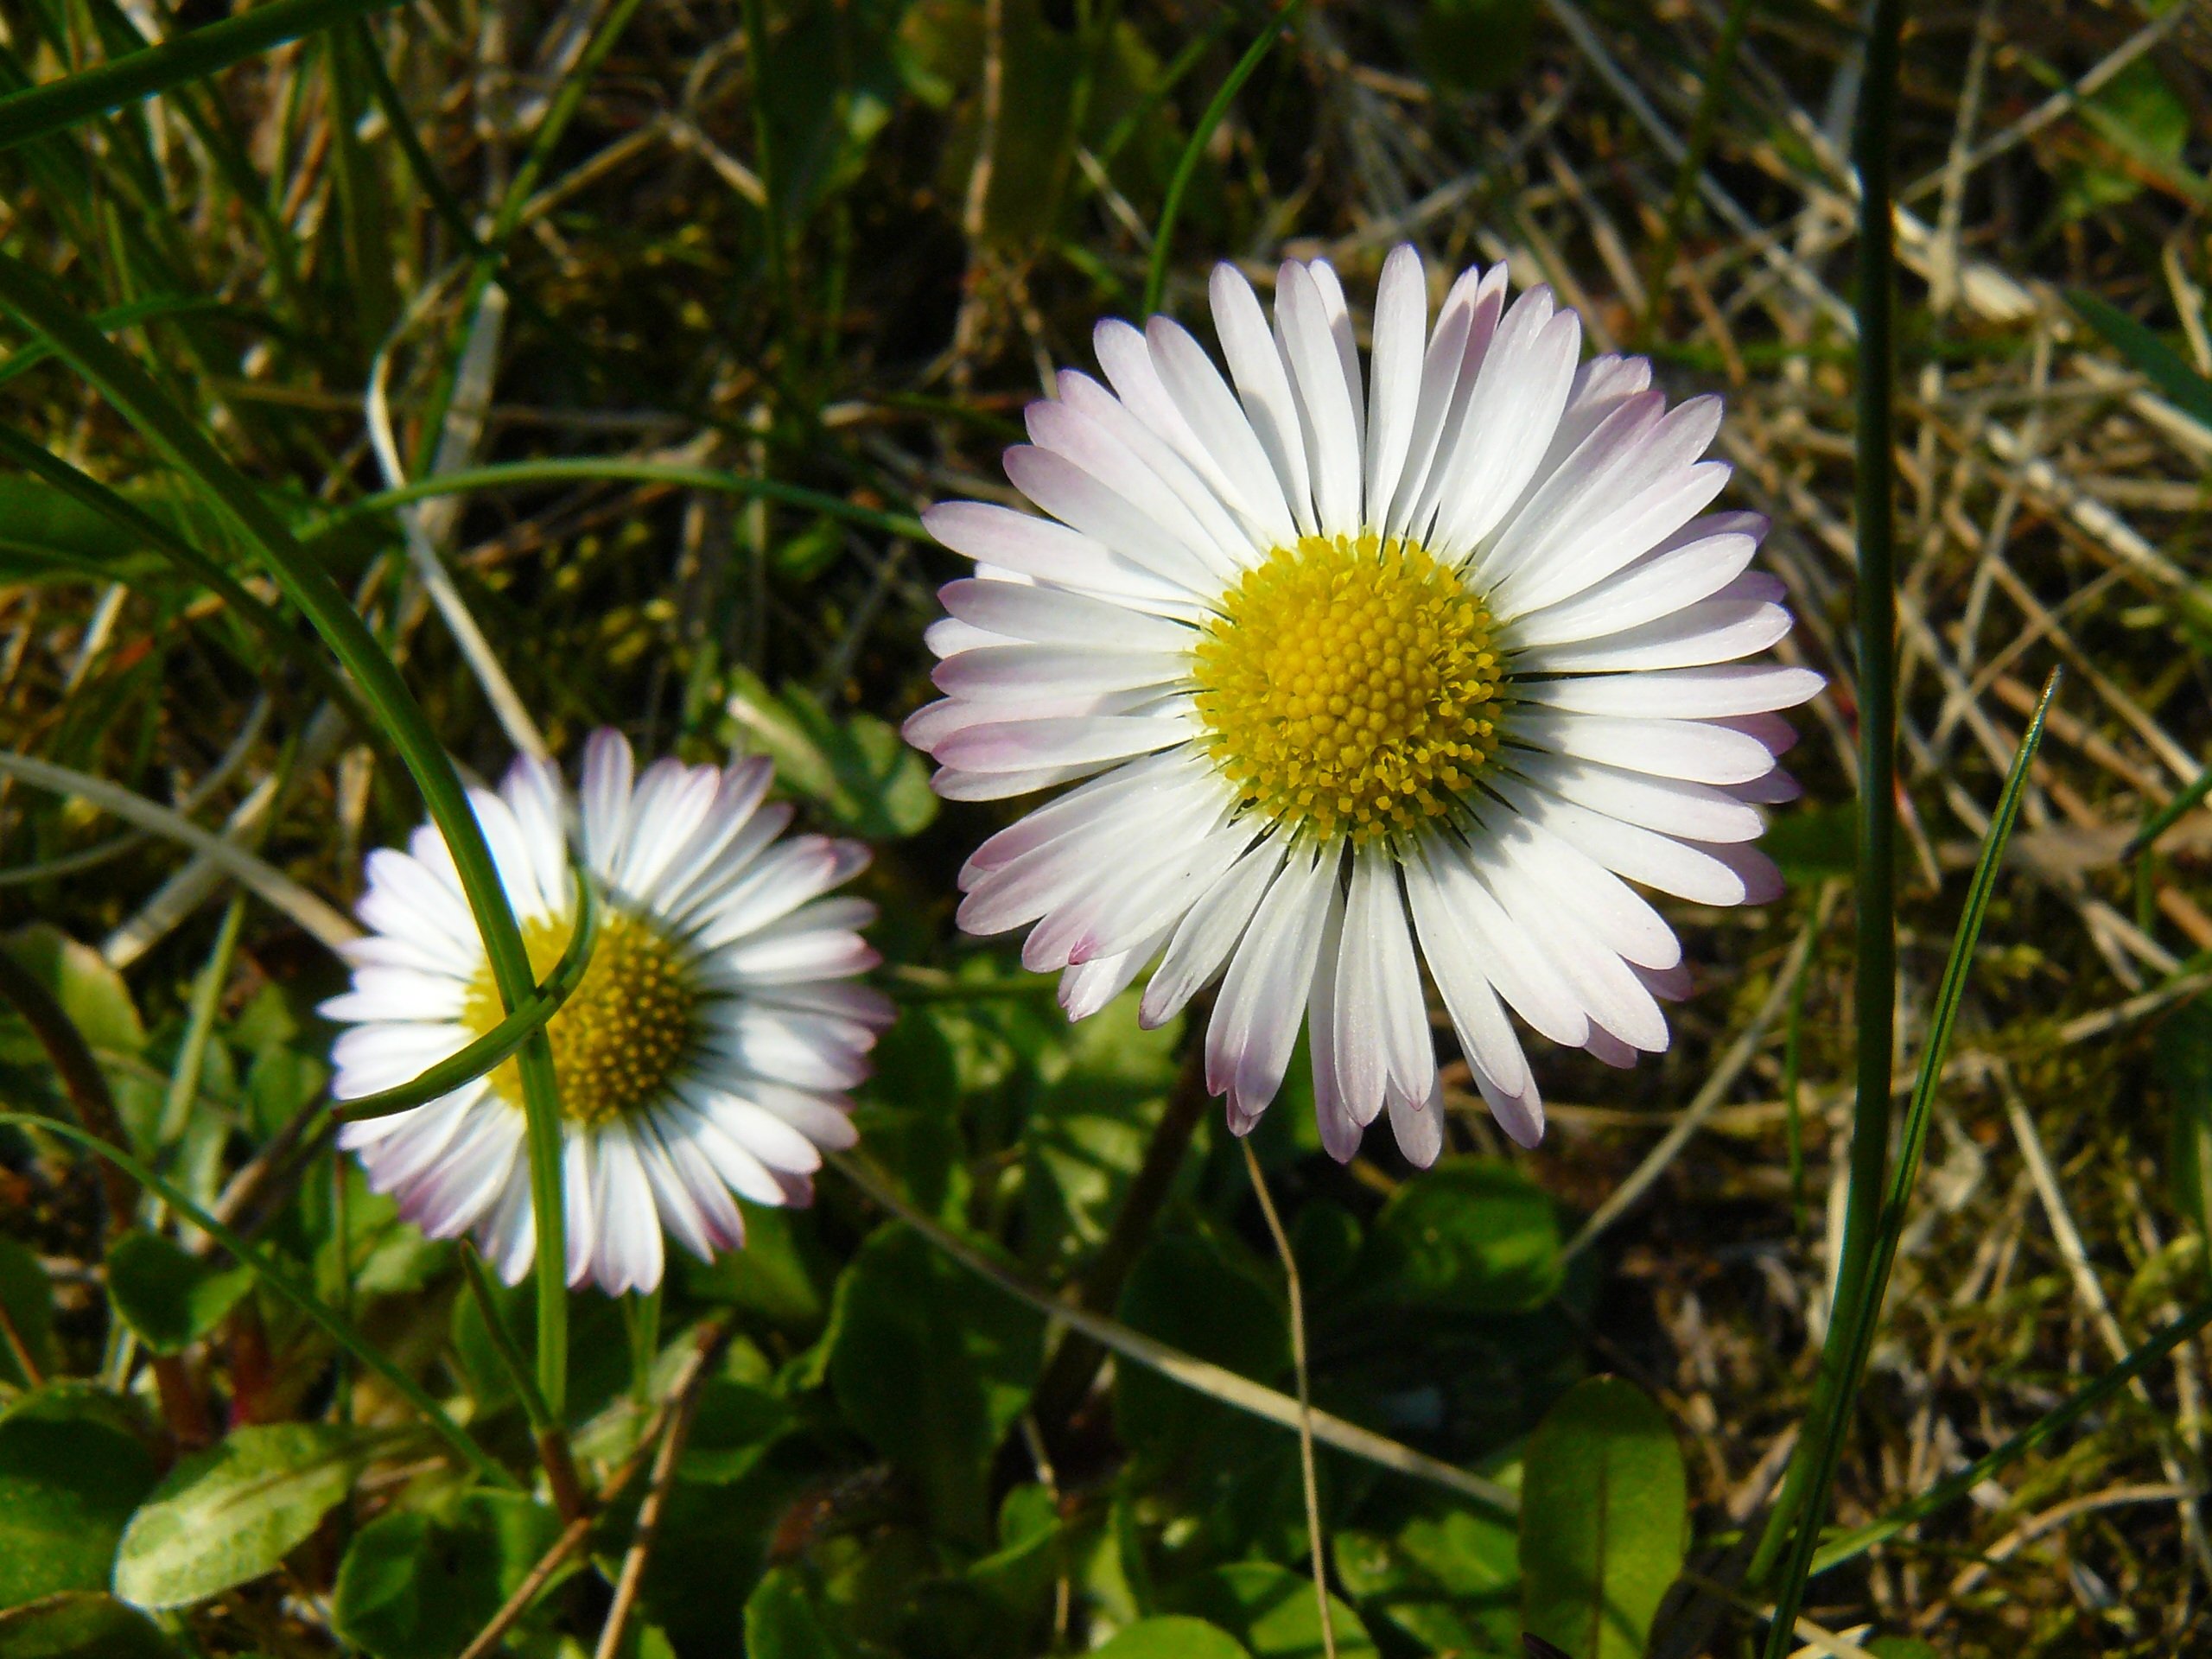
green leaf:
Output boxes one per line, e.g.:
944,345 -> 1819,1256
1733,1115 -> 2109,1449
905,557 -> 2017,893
0,1238 -> 57,1389
824,1224 -> 1046,1544
1113,1229 -> 1283,1464
1336,1491 -> 1522,1656
1757,804 -> 1857,882
1161,1562 -> 1379,1659
679,1380 -> 791,1484
2157,997 -> 2212,1249
1357,1158 -> 1562,1314
1864,1640 -> 1940,1659
2071,289 -> 2212,430
724,671 -> 937,840
0,1387 -> 159,1607
105,1233 -> 251,1356
1023,989 -> 1182,1274
743,1565 -> 874,1659
682,1205 -> 831,1328
332,1493 -> 562,1659
113,1423 -> 388,1610
1090,1617 -> 1251,1659
3,925 -> 144,1058
0,1594 -> 177,1659
1518,1377 -> 1688,1659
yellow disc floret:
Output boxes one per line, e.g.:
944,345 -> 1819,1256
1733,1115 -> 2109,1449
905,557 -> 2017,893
1192,531 -> 1504,846
461,911 -> 699,1127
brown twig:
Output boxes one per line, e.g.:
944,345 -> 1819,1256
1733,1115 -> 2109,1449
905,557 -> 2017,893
454,1319 -> 731,1659
593,1327 -> 717,1659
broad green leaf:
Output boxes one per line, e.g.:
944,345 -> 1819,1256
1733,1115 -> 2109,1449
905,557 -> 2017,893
824,1224 -> 1045,1544
1336,1491 -> 1522,1656
2157,995 -> 2212,1251
113,1423 -> 387,1609
1114,1228 -> 1283,1464
1519,1377 -> 1688,1659
725,671 -> 937,840
678,1380 -> 791,1484
1162,1562 -> 1379,1659
1757,804 -> 1857,881
1865,1640 -> 1940,1659
0,479 -> 169,588
0,1386 -> 159,1606
1357,1158 -> 1561,1314
3,925 -> 145,1058
682,1205 -> 830,1328
1090,1617 -> 1250,1659
743,1564 -> 873,1659
105,1233 -> 251,1355
1023,990 -> 1182,1273
332,1493 -> 561,1659
0,1238 -> 57,1389
0,1593 -> 177,1659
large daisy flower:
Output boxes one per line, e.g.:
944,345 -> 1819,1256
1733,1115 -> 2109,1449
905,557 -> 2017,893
321,731 -> 890,1294
906,246 -> 1819,1166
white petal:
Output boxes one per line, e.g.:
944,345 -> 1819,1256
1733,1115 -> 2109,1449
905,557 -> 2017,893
1133,315 -> 1300,546
1306,880 -> 1362,1163
1507,529 -> 1760,647
1387,1072 -> 1445,1168
922,500 -> 1198,613
1054,371 -> 1261,570
580,729 -> 636,880
1516,600 -> 1791,673
1407,836 -> 1587,1046
1026,397 -> 1240,584
1424,287 -> 1581,556
931,709 -> 1197,775
1402,854 -> 1531,1098
1514,711 -> 1782,786
1363,245 -> 1428,524
1211,264 -> 1317,536
589,1123 -> 664,1295
1333,854 -> 1433,1129
1519,665 -> 1825,720
1206,846 -> 1338,1120
1004,445 -> 1220,597
1141,832 -> 1291,1027
933,644 -> 1193,703
939,575 -> 1196,652
1506,752 -> 1765,842
1387,264 -> 1509,540
1276,260 -> 1363,537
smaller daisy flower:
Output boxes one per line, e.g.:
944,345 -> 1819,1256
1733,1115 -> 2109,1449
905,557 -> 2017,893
321,731 -> 891,1295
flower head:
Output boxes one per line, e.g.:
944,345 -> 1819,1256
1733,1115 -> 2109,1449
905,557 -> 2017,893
906,246 -> 1819,1165
321,731 -> 891,1294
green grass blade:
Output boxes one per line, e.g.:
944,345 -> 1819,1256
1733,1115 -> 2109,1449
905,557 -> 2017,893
0,249 -> 571,1420
0,0 -> 405,152
2070,289 -> 2212,431
1142,2 -> 1306,319
0,1111 -> 513,1485
1748,0 -> 1906,1605
2125,750 -> 2212,860
0,427 -> 372,728
1810,1289 -> 2212,1577
332,458 -> 926,542
336,875 -> 600,1122
1760,669 -> 2059,1649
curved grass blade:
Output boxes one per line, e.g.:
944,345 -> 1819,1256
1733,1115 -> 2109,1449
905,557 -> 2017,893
336,874 -> 599,1122
0,0 -> 405,152
333,459 -> 926,543
2124,753 -> 2212,861
0,251 -> 570,1419
0,428 -> 373,728
1760,668 -> 2060,1652
0,1112 -> 512,1486
1142,2 -> 1306,319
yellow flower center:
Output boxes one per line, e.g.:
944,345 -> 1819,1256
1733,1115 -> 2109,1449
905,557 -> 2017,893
1192,531 -> 1504,847
461,911 -> 699,1127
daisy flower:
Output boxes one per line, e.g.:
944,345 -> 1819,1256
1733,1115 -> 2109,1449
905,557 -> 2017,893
321,731 -> 891,1295
906,246 -> 1819,1166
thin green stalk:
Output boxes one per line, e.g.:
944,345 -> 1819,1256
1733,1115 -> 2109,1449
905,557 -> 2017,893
335,874 -> 598,1122
1758,671 -> 2059,1653
0,0 -> 405,151
740,0 -> 792,327
1142,1 -> 1304,318
0,250 -> 571,1421
459,1240 -> 587,1519
1809,1293 -> 2212,1577
3,1110 -> 511,1484
156,889 -> 245,1147
331,458 -> 927,542
1746,0 -> 1905,1597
